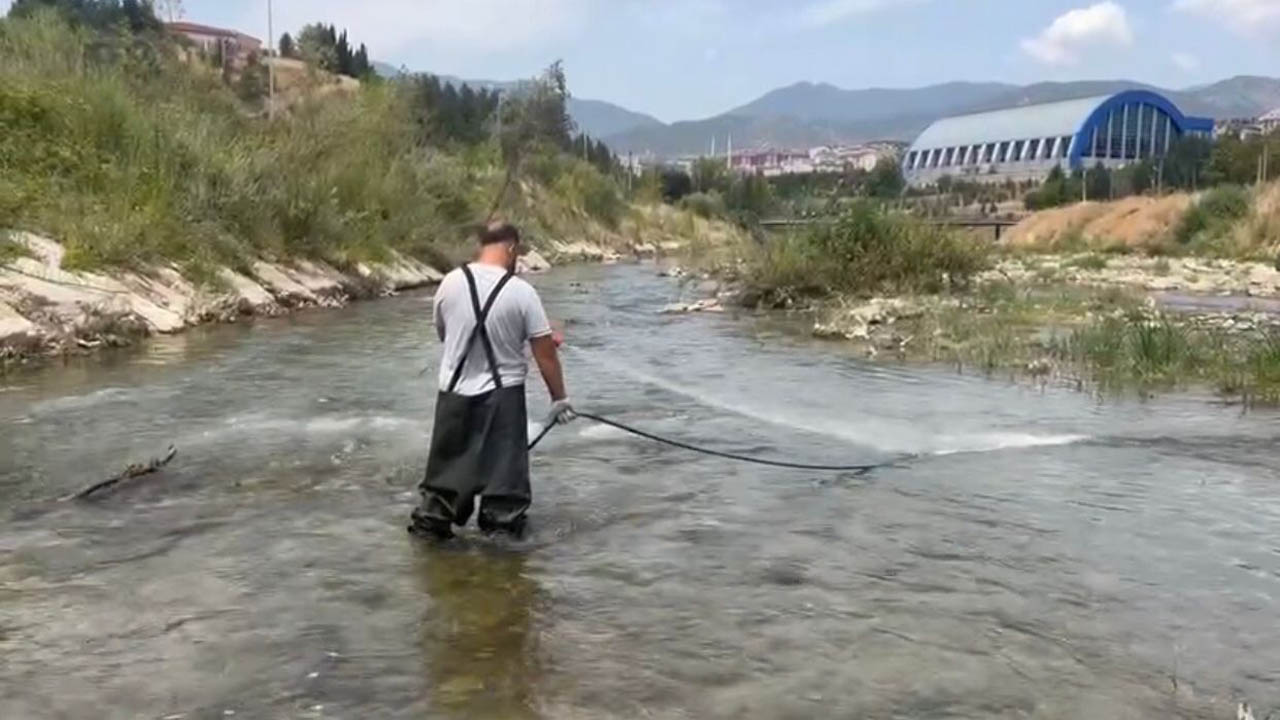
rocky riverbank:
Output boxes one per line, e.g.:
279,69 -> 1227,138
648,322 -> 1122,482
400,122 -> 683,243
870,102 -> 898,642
987,253 -> 1280,296
661,253 -> 1280,402
0,232 -> 456,365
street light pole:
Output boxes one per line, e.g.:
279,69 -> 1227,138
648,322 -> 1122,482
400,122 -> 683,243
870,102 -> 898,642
267,0 -> 276,120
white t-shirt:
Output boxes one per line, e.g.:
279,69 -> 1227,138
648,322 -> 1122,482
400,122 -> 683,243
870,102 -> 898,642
433,263 -> 552,396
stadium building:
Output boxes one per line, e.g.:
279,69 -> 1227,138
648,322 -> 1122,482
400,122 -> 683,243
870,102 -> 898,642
904,90 -> 1214,187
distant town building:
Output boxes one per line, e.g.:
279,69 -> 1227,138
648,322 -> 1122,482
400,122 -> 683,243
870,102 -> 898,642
731,150 -> 812,176
1259,108 -> 1280,136
167,21 -> 262,68
725,144 -> 889,177
904,90 -> 1214,187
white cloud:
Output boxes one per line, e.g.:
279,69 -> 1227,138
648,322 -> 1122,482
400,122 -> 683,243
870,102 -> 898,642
797,0 -> 912,28
1173,0 -> 1280,34
1171,52 -> 1200,71
1020,2 -> 1134,66
254,0 -> 589,57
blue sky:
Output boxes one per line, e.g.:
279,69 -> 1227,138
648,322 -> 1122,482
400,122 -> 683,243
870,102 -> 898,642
5,0 -> 1278,121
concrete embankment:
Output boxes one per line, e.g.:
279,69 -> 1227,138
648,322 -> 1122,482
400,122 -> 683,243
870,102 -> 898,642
0,232 -> 454,362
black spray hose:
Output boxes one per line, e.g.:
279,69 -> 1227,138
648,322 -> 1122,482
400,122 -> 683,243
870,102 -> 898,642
529,411 -> 914,476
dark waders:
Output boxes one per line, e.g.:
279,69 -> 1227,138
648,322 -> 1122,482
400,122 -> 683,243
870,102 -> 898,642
412,266 -> 531,539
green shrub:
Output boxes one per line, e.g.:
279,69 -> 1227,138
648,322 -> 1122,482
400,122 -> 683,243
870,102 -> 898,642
679,191 -> 726,219
550,159 -> 624,229
743,201 -> 990,302
1175,185 -> 1251,246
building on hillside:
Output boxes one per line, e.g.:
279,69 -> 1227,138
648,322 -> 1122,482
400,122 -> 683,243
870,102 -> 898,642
904,90 -> 1214,187
1259,108 -> 1280,136
726,145 -> 888,176
835,146 -> 882,172
167,22 -> 262,68
730,149 -> 812,176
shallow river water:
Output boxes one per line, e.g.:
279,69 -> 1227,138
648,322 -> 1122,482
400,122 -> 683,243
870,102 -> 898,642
2,263 -> 1279,719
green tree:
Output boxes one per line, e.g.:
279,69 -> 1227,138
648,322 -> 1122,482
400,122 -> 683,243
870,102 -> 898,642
297,22 -> 337,71
1163,136 -> 1212,191
866,157 -> 904,198
592,139 -> 614,175
690,156 -> 729,194
660,169 -> 693,202
154,0 -> 182,22
1206,134 -> 1262,186
278,32 -> 294,58
725,172 -> 775,219
236,52 -> 268,103
353,43 -> 370,77
10,0 -> 161,33
335,28 -> 352,75
1025,165 -> 1067,210
1085,162 -> 1111,200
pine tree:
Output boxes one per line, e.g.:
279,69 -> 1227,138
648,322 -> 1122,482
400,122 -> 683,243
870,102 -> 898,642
441,83 -> 460,140
354,43 -> 370,77
278,32 -> 294,58
335,30 -> 352,76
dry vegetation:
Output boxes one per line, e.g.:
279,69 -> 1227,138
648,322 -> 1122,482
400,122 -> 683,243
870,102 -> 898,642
1004,182 -> 1280,260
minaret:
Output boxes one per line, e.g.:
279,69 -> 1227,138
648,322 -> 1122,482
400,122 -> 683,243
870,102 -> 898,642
710,136 -> 716,158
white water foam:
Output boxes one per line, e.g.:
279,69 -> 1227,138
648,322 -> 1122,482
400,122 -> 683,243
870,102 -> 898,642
567,346 -> 1089,457
180,413 -> 423,447
30,386 -> 138,413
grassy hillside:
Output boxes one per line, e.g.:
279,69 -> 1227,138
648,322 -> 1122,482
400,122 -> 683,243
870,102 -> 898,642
0,10 -> 678,281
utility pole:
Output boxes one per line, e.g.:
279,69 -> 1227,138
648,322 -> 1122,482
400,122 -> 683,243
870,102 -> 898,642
267,0 -> 276,121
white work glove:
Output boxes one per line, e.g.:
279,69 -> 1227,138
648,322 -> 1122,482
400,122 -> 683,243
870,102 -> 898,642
545,399 -> 577,427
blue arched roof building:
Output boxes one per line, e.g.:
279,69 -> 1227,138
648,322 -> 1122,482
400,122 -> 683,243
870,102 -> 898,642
904,90 -> 1214,186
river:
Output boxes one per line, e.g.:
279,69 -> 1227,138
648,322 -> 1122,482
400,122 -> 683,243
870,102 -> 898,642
2,263 -> 1278,719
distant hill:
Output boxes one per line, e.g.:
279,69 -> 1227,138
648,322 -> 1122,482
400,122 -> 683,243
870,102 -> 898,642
728,81 -> 1016,124
567,98 -> 662,138
371,60 -> 404,78
605,75 -> 1280,158
371,63 -> 661,139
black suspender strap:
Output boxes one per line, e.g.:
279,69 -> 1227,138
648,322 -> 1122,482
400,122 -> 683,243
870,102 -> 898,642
446,265 -> 515,394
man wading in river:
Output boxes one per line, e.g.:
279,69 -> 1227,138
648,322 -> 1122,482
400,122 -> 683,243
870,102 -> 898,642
410,222 -> 575,540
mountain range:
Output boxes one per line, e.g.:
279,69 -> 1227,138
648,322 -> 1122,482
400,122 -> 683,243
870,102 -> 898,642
372,62 -> 1280,159
603,76 -> 1280,157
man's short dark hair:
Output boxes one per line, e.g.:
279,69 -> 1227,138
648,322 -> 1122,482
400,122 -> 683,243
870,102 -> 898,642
480,221 -> 520,245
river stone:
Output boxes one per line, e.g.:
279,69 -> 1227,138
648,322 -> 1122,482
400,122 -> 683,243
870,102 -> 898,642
217,268 -> 278,311
368,253 -> 444,289
0,299 -> 36,342
288,260 -> 349,302
660,298 -> 724,314
251,261 -> 319,305
518,249 -> 551,274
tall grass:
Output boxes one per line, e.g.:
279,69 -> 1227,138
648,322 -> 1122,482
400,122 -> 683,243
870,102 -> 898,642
0,11 -> 631,277
1044,313 -> 1280,400
1174,185 -> 1253,253
741,202 -> 990,304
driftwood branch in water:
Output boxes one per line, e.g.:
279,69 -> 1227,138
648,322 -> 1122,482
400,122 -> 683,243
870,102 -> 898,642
67,445 -> 178,500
